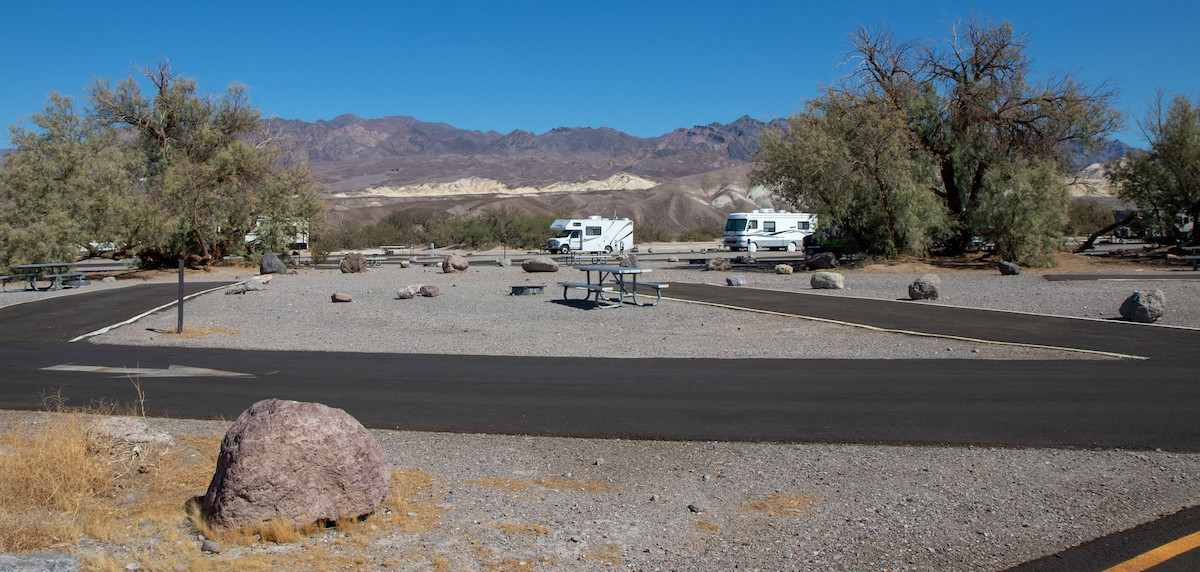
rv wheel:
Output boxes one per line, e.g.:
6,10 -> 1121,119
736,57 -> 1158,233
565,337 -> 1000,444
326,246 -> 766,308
559,245 -> 570,254
748,242 -> 757,253
604,245 -> 613,253
786,242 -> 797,252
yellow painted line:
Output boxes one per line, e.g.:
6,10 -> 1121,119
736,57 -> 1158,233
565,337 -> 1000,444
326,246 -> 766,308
660,295 -> 1148,360
1103,529 -> 1200,572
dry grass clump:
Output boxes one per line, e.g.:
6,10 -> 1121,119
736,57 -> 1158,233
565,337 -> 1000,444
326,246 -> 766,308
466,476 -> 620,494
741,492 -> 818,516
0,413 -> 115,551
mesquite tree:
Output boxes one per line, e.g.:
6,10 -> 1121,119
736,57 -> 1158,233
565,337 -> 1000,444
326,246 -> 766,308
755,19 -> 1121,264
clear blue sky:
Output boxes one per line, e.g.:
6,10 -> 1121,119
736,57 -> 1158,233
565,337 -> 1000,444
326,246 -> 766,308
2,0 -> 1196,148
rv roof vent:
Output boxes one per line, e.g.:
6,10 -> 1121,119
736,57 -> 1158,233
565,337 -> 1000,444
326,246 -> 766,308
753,208 -> 775,214
587,215 -> 603,220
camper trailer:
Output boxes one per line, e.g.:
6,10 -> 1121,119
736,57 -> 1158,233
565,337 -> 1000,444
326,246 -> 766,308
723,209 -> 817,252
546,216 -> 634,254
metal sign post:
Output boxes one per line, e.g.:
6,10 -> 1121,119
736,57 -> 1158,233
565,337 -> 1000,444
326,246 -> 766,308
177,259 -> 184,334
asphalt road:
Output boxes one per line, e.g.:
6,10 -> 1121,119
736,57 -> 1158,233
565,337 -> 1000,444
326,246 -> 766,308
1,279 -> 1197,568
0,281 -> 1197,451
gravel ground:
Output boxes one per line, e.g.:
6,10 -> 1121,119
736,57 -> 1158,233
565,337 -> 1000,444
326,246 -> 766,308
5,254 -> 1199,570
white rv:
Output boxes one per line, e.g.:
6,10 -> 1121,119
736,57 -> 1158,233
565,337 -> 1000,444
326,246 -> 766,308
546,216 -> 634,254
723,209 -> 817,252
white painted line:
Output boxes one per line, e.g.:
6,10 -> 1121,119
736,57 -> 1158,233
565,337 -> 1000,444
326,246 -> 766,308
69,282 -> 245,343
42,364 -> 254,378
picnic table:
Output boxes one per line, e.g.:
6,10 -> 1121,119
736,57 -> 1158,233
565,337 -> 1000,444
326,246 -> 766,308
1,263 -> 88,292
558,264 -> 668,308
1183,245 -> 1200,271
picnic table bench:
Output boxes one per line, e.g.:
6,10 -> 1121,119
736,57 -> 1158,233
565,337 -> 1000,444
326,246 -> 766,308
365,256 -> 386,267
1183,246 -> 1200,271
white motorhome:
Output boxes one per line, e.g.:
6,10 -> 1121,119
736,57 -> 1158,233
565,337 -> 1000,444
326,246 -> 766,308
546,216 -> 634,254
723,209 -> 817,252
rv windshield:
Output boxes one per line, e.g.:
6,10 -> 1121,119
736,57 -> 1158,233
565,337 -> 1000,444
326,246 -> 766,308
556,230 -> 572,238
725,219 -> 748,232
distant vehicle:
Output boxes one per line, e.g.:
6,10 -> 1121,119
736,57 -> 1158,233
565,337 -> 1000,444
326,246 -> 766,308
546,216 -> 633,254
723,209 -> 817,252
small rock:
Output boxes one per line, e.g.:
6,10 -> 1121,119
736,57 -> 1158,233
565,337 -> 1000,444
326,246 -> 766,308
774,264 -> 793,275
339,253 -> 367,274
705,258 -> 732,271
619,254 -> 640,268
260,253 -> 287,275
522,257 -> 560,273
331,292 -> 352,303
243,280 -> 266,292
102,276 -> 117,283
667,256 -> 680,263
811,272 -> 845,289
805,251 -> 838,270
1119,289 -> 1165,323
201,539 -> 222,554
442,253 -> 469,274
687,503 -> 705,513
998,261 -> 1020,275
908,274 -> 940,300
726,275 -> 747,287
594,458 -> 605,466
496,258 -> 511,267
399,259 -> 412,268
224,284 -> 247,295
419,285 -> 440,297
396,285 -> 421,299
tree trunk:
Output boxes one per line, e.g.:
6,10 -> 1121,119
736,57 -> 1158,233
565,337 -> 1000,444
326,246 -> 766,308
1073,213 -> 1137,253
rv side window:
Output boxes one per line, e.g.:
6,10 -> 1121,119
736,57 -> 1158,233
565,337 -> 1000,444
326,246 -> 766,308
725,219 -> 748,232
571,230 -> 581,238
586,226 -> 601,236
748,220 -> 758,230
764,221 -> 776,233
799,221 -> 810,230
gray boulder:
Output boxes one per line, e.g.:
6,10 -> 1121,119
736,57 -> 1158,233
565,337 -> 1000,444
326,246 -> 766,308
619,253 -> 640,268
496,258 -> 512,267
419,284 -> 440,297
705,258 -> 732,271
201,399 -> 391,530
805,252 -> 837,270
908,274 -> 941,300
810,272 -> 845,289
521,257 -> 560,273
339,253 -> 367,274
726,274 -> 747,286
998,261 -> 1020,276
442,253 -> 469,273
260,253 -> 287,275
331,292 -> 352,303
244,280 -> 266,292
1119,289 -> 1165,323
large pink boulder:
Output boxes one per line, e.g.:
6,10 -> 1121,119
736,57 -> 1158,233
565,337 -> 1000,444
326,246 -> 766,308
201,399 -> 391,530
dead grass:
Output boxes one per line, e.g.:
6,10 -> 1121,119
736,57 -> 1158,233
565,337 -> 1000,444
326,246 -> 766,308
465,476 -> 621,494
741,492 -> 818,517
163,324 -> 239,339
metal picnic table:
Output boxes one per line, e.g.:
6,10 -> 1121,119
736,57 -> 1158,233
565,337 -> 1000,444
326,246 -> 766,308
2,263 -> 87,292
558,265 -> 666,308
